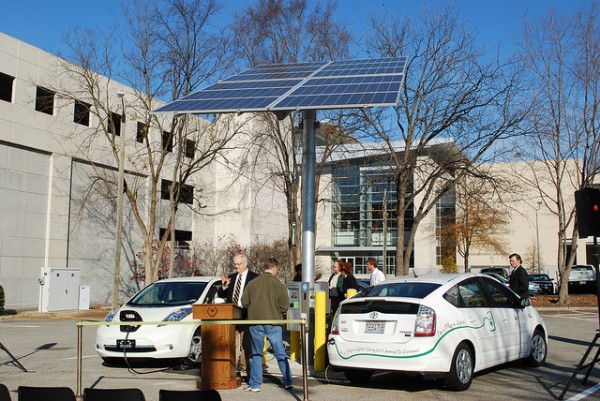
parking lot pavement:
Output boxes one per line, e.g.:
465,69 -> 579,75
0,310 -> 600,400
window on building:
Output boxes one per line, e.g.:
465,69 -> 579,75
159,228 -> 193,249
73,100 -> 90,126
162,130 -> 173,152
35,86 -> 55,115
331,164 -> 404,248
161,179 -> 194,205
107,112 -> 122,136
436,186 -> 456,265
0,72 -> 15,102
185,139 -> 196,159
137,122 -> 148,143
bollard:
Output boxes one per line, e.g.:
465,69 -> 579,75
346,288 -> 357,298
313,291 -> 327,371
290,330 -> 300,361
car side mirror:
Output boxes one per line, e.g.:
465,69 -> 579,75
519,298 -> 530,308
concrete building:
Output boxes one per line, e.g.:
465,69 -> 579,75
0,33 -> 287,310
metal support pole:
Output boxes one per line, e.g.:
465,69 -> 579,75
301,109 -> 316,285
113,91 -> 126,308
535,200 -> 541,274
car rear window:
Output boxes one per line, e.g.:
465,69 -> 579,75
341,300 -> 420,314
529,275 -> 550,281
128,281 -> 208,306
355,282 -> 440,299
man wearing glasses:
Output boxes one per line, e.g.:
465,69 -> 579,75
218,253 -> 258,382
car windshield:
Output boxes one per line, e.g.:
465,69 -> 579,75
529,274 -> 550,281
127,281 -> 208,307
355,282 -> 441,299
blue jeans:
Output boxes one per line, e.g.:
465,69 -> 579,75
248,324 -> 292,389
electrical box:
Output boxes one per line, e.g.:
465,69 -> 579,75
79,285 -> 91,310
38,267 -> 81,312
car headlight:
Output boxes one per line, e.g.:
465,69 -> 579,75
105,308 -> 118,322
163,306 -> 193,322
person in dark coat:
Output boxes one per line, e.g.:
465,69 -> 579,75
217,253 -> 258,381
340,261 -> 359,297
508,253 -> 529,299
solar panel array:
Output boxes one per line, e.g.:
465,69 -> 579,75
154,57 -> 407,114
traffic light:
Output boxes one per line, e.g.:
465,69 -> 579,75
575,187 -> 600,238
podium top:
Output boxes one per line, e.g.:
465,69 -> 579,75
193,303 -> 242,320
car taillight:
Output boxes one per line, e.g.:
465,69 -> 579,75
330,309 -> 341,335
414,305 -> 436,337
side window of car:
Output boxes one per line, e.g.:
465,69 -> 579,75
482,278 -> 517,308
204,282 -> 222,304
457,281 -> 486,307
443,286 -> 465,307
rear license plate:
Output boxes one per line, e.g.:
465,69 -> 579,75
365,321 -> 386,334
117,339 -> 136,349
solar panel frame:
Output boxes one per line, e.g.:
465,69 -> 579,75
153,57 -> 407,114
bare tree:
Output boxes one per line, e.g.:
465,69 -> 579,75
230,0 -> 352,268
55,0 -> 244,302
356,3 -> 529,275
515,5 -> 600,304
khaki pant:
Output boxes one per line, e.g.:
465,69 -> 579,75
235,326 -> 252,378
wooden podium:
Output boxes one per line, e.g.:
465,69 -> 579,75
193,303 -> 242,389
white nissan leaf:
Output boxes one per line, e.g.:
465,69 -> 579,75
96,276 -> 223,365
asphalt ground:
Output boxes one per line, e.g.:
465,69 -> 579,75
0,308 -> 599,401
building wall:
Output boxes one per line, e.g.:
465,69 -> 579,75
464,160 -> 588,280
0,33 -> 289,309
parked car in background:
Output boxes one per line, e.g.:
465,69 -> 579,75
482,272 -> 541,297
327,273 -> 548,391
357,279 -> 370,292
568,265 -> 597,294
480,267 -> 509,279
529,274 -> 556,295
96,276 -> 223,366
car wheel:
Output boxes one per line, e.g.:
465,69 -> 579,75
526,328 -> 547,367
343,369 -> 373,383
186,327 -> 202,365
444,342 -> 473,391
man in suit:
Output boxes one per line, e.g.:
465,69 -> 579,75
217,253 -> 258,381
508,253 -> 529,300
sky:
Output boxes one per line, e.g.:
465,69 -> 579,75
1,0 -> 596,61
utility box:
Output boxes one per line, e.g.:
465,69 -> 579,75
38,267 -> 81,312
79,285 -> 91,310
288,281 -> 316,332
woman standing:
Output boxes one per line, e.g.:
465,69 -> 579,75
340,261 -> 358,297
328,259 -> 344,316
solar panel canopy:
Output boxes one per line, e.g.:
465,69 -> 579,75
153,57 -> 407,114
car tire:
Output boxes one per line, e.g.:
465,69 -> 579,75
186,327 -> 202,365
444,342 -> 473,391
525,328 -> 547,367
343,369 -> 373,383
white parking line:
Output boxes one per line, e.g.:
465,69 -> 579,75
0,324 -> 42,328
566,382 -> 600,400
61,355 -> 98,360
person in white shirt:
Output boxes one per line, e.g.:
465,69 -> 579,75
367,258 -> 386,286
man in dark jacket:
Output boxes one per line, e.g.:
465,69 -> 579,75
217,253 -> 258,381
508,253 -> 529,300
241,258 -> 292,392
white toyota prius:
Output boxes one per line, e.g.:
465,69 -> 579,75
327,273 -> 547,391
96,276 -> 223,366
